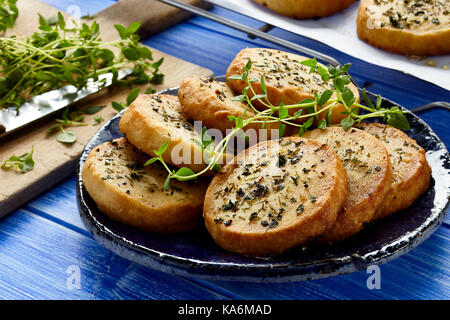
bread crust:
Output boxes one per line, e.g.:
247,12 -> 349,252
357,0 -> 450,56
82,138 -> 210,233
119,94 -> 223,174
203,137 -> 348,256
226,48 -> 360,125
358,123 -> 431,219
303,127 -> 393,242
253,0 -> 356,19
178,76 -> 280,139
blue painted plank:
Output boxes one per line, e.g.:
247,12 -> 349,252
195,227 -> 450,300
0,208 -> 229,300
25,177 -> 88,234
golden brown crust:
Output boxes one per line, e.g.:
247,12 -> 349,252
357,0 -> 450,56
226,48 -> 360,125
253,0 -> 357,19
119,94 -> 222,174
358,123 -> 431,219
303,127 -> 393,242
178,76 -> 280,139
203,137 -> 348,256
81,138 -> 210,233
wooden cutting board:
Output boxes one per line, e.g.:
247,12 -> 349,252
0,0 -> 214,217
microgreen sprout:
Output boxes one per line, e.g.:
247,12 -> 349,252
1,146 -> 34,173
0,0 -> 18,34
0,12 -> 164,112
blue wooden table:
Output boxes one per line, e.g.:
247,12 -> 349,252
0,0 -> 449,300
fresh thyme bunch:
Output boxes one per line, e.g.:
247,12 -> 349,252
146,57 -> 410,189
0,12 -> 164,111
0,0 -> 18,34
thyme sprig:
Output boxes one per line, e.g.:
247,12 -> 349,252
146,57 -> 410,189
0,0 -> 18,34
46,103 -> 107,144
0,12 -> 164,112
1,146 -> 34,173
46,107 -> 89,144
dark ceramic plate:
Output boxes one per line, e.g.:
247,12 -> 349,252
76,81 -> 450,282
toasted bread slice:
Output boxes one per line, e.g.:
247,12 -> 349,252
203,137 -> 348,256
226,48 -> 360,125
253,0 -> 356,19
178,76 -> 281,139
82,138 -> 210,233
303,127 -> 393,242
119,94 -> 224,174
358,123 -> 431,220
357,0 -> 450,56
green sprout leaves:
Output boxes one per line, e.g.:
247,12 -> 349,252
1,146 -> 34,173
0,13 -> 164,111
0,0 -> 18,34
145,55 -> 410,190
46,102 -> 107,144
317,90 -> 333,107
144,140 -> 198,190
56,130 -> 77,144
341,116 -> 355,130
154,140 -> 169,158
300,57 -> 317,74
385,107 -> 410,131
174,167 -> 196,181
360,90 -> 409,130
112,87 -> 141,112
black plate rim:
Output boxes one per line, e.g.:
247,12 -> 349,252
76,81 -> 450,282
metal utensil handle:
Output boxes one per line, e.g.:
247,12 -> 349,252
411,101 -> 450,114
158,0 -> 341,67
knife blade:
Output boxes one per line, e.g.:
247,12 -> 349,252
0,68 -> 133,138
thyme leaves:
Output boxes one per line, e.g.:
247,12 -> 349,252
0,0 -> 18,34
145,55 -> 410,190
1,146 -> 34,173
0,13 -> 163,111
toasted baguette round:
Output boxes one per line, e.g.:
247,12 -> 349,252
358,123 -> 431,220
357,0 -> 450,56
303,127 -> 393,242
82,138 -> 210,233
253,0 -> 356,19
119,94 -> 223,174
226,48 -> 360,125
204,137 -> 348,257
178,76 -> 280,139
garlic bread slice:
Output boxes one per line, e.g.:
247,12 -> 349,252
303,127 -> 393,242
253,0 -> 357,19
82,138 -> 210,233
359,123 -> 431,220
357,0 -> 450,56
203,136 -> 348,256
